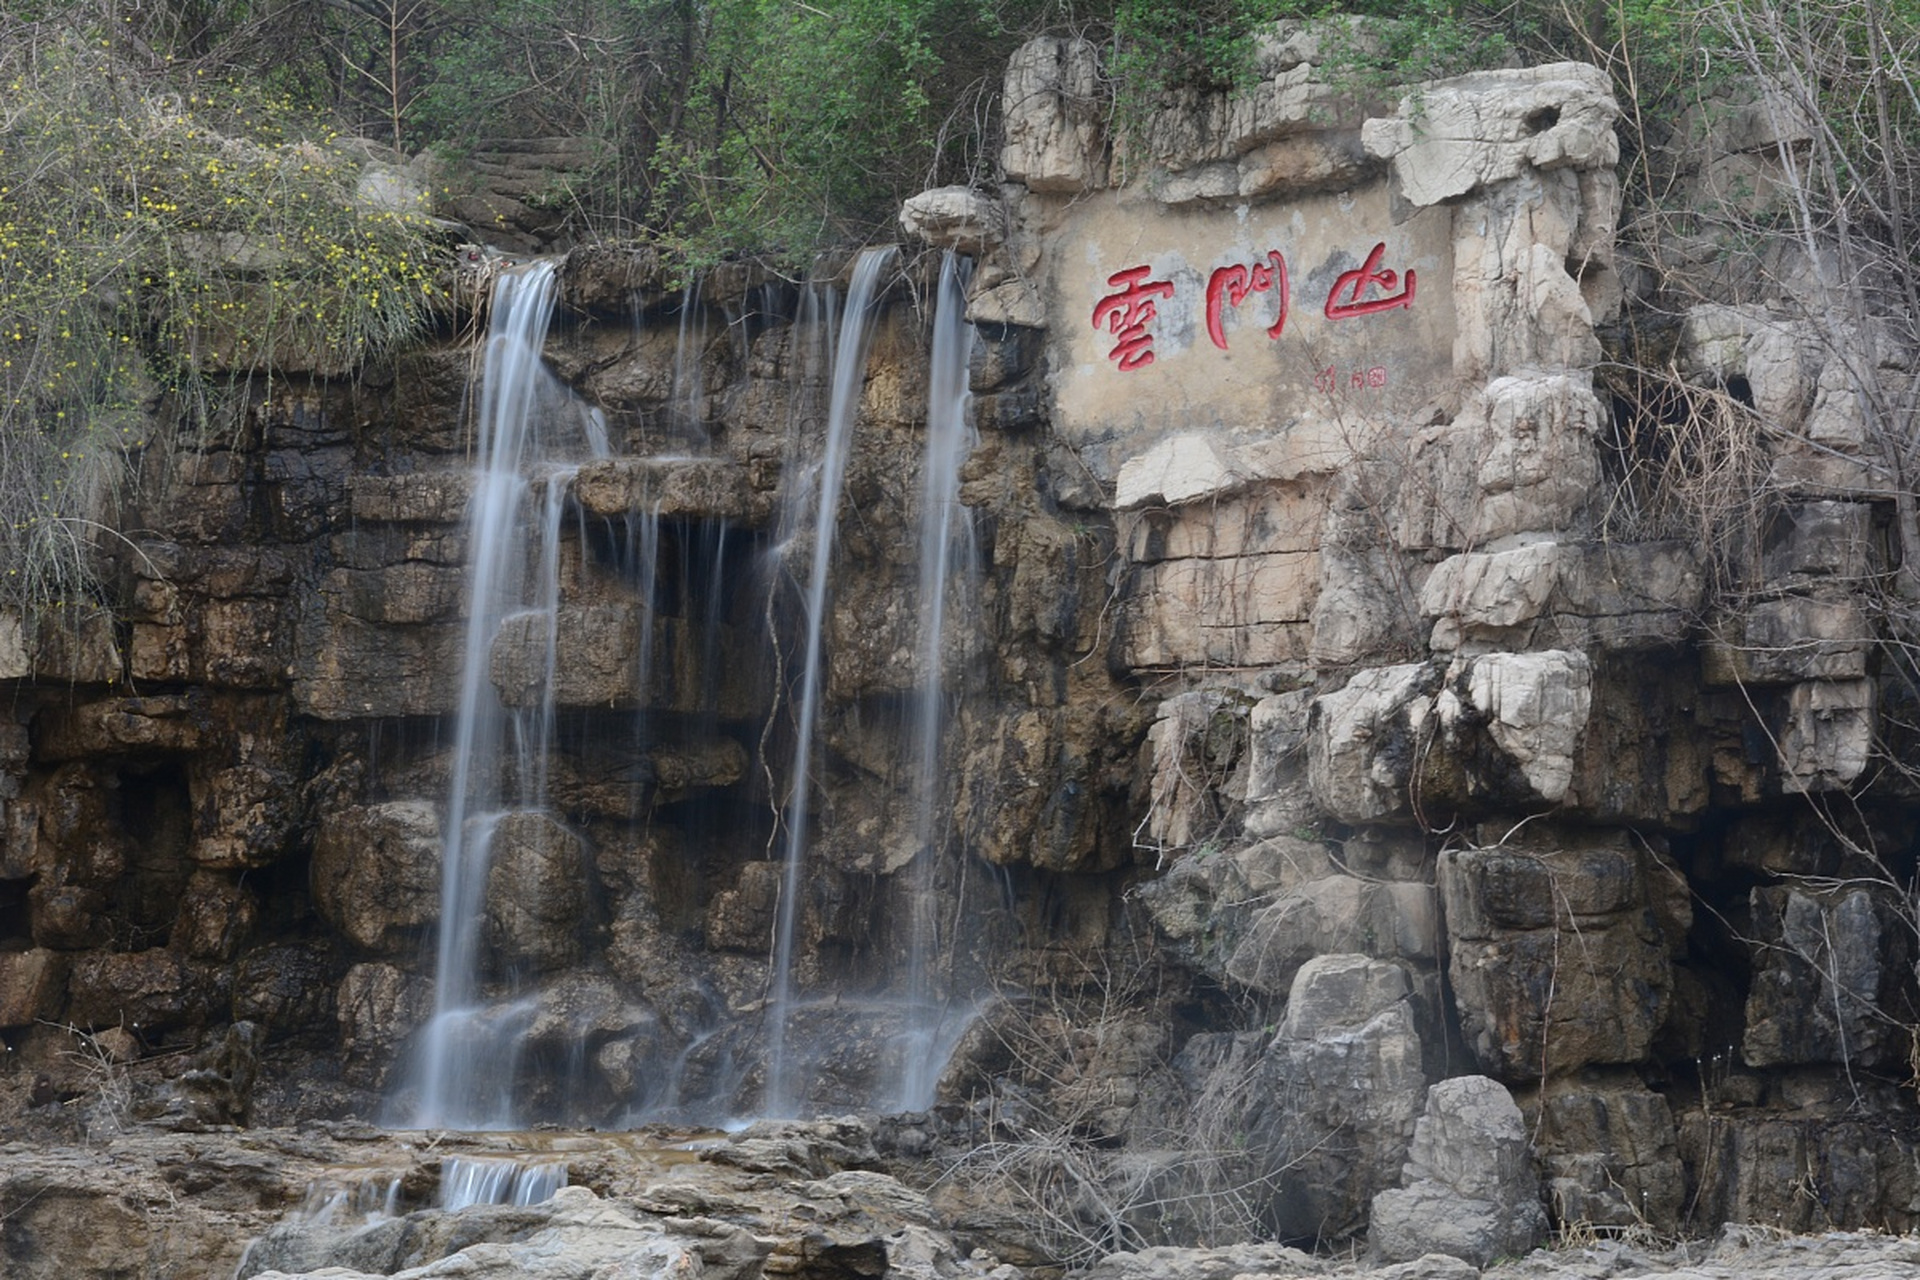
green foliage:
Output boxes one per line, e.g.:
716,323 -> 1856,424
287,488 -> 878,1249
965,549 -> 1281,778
0,7 -> 441,616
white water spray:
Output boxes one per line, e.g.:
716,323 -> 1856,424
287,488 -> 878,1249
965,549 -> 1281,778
763,246 -> 897,1117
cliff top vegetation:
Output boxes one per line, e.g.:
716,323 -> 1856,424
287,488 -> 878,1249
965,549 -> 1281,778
1,0 -> 1916,619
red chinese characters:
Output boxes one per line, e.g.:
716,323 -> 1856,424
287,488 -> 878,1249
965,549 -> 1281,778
1091,265 -> 1177,371
1204,252 -> 1289,350
1324,242 -> 1415,320
1093,242 -> 1417,372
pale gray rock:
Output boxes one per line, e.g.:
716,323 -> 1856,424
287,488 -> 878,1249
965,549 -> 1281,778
1001,37 -> 1105,193
1439,649 -> 1592,803
1260,956 -> 1428,1242
1141,691 -> 1240,854
1423,542 -> 1703,654
1451,170 -> 1601,380
1307,663 -> 1441,823
1775,678 -> 1873,793
1763,501 -> 1873,581
899,186 -> 1006,252
966,275 -> 1046,328
1370,1075 -> 1546,1267
1225,875 -> 1438,995
1363,62 -> 1620,206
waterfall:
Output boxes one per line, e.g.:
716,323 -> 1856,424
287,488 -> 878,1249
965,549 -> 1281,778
897,251 -> 977,1111
764,246 -> 897,1117
439,1156 -> 569,1210
405,261 -> 604,1129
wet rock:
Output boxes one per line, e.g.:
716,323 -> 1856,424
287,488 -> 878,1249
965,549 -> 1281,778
189,757 -> 304,871
483,811 -> 588,973
67,948 -> 218,1035
336,961 -> 434,1083
1370,1076 -> 1547,1267
0,948 -> 69,1027
172,870 -> 260,960
310,801 -> 442,954
163,1020 -> 261,1128
560,242 -> 672,314
232,944 -> 338,1040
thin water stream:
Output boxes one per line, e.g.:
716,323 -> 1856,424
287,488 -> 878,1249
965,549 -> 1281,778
764,246 -> 898,1117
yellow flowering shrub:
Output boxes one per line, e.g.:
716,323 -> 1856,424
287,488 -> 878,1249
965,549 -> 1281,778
0,19 -> 443,615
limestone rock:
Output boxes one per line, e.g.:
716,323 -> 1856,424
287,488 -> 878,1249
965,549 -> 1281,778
1438,649 -> 1592,803
899,186 -> 1006,253
1422,541 -> 1703,654
570,457 -> 762,524
1141,691 -> 1242,855
1363,62 -> 1620,206
1307,662 -> 1442,823
1743,883 -> 1912,1070
1776,678 -> 1873,793
1370,1075 -> 1546,1266
67,948 -> 216,1034
1763,501 -> 1872,582
1440,833 -> 1679,1080
482,811 -> 588,973
1259,955 -> 1428,1242
1225,875 -> 1438,995
1001,37 -> 1106,193
310,801 -> 442,954
966,276 -> 1046,328
1451,169 -> 1602,380
0,948 -> 69,1027
1702,594 -> 1871,685
1534,1078 -> 1684,1232
337,962 -> 433,1082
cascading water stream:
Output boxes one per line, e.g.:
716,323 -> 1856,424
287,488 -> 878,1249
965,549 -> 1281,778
764,246 -> 897,1118
897,251 -> 977,1111
406,261 -> 606,1129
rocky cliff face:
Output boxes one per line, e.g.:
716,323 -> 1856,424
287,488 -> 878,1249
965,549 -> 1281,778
3,22 -> 1919,1271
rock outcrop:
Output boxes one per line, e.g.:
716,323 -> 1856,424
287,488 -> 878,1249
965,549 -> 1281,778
0,19 -> 1917,1271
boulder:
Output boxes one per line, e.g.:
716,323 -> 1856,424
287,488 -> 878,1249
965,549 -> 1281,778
1370,1075 -> 1547,1266
1258,956 -> 1428,1242
899,187 -> 1006,253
